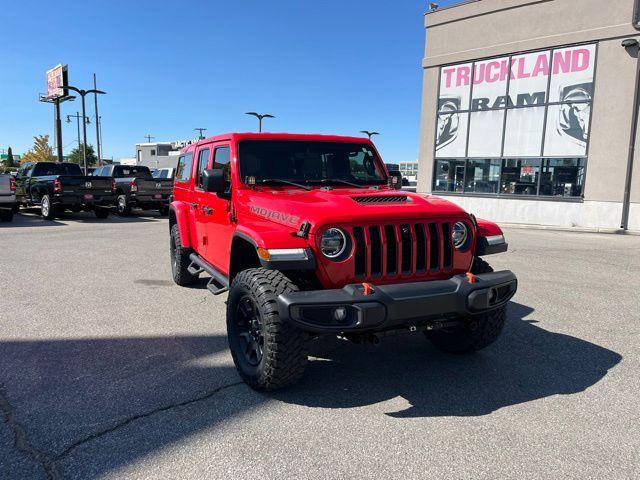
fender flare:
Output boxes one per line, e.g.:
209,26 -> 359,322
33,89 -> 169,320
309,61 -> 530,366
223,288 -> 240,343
170,201 -> 193,249
474,217 -> 508,256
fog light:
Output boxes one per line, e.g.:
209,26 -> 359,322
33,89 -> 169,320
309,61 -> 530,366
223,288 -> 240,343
488,288 -> 497,304
333,307 -> 347,322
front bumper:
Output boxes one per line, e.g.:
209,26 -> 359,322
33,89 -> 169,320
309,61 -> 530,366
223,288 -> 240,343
277,270 -> 517,333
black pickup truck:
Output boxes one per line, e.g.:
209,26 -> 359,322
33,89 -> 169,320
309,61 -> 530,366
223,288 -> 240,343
15,162 -> 114,220
92,165 -> 173,216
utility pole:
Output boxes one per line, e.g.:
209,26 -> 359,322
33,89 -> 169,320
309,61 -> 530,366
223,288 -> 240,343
194,128 -> 207,140
245,112 -> 275,132
65,85 -> 107,174
93,74 -> 102,165
145,134 -> 155,143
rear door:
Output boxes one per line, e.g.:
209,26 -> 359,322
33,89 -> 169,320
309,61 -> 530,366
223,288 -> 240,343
201,143 -> 233,272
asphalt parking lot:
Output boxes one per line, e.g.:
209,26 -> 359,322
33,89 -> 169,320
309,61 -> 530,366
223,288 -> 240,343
1,211 -> 639,479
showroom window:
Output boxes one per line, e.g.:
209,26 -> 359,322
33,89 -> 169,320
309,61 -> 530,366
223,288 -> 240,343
433,43 -> 595,199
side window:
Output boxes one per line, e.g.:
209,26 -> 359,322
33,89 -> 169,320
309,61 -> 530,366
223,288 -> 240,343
175,153 -> 193,182
196,148 -> 210,189
213,146 -> 231,182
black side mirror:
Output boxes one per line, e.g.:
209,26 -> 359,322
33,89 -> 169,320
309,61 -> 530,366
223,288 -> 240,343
203,169 -> 226,194
388,170 -> 403,190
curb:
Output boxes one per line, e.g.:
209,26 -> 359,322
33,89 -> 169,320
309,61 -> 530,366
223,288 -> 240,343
498,222 -> 640,236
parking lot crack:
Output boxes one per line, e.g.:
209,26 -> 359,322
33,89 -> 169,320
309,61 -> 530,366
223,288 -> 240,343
0,385 -> 62,480
54,380 -> 244,462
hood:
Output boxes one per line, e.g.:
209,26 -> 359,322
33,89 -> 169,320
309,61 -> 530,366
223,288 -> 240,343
236,186 -> 470,233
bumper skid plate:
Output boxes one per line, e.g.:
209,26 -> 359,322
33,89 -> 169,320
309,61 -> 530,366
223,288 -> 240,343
277,271 -> 517,333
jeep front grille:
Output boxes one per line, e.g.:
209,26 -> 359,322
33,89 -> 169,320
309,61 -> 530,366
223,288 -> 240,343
348,222 -> 455,279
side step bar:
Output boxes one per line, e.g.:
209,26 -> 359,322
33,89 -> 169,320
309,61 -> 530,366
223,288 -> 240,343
188,253 -> 229,295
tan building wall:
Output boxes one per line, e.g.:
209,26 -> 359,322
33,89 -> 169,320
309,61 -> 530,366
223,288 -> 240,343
418,0 -> 640,231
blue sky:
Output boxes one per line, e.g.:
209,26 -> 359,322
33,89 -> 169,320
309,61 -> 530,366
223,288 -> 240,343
0,0 -> 458,162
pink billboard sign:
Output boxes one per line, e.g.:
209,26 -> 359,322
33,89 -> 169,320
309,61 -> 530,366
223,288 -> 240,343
46,64 -> 67,99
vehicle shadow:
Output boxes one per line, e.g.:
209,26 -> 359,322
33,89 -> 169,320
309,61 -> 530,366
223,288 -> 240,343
0,212 -> 66,228
276,302 -> 622,417
0,303 -> 621,478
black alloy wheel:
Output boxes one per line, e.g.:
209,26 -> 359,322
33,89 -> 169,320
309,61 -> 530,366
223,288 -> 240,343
234,296 -> 264,366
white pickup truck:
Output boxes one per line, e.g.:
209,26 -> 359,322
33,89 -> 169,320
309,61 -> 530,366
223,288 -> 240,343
0,173 -> 16,222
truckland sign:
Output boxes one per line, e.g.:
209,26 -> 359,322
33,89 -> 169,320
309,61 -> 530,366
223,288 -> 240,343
435,44 -> 595,158
46,64 -> 68,99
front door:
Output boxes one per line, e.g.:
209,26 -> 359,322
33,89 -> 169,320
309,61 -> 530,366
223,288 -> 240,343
192,145 -> 212,256
201,144 -> 233,274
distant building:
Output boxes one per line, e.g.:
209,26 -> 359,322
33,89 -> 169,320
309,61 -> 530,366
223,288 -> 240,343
385,163 -> 400,171
399,161 -> 419,177
135,142 -> 182,170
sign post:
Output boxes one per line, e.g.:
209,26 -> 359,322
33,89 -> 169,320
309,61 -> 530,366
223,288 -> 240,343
40,64 -> 73,163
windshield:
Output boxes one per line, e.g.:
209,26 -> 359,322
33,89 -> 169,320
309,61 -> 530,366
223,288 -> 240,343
32,163 -> 83,176
239,140 -> 387,186
114,166 -> 152,178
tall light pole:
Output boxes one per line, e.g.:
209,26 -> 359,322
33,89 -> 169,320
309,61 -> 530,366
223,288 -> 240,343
145,134 -> 155,143
66,112 -> 90,149
93,74 -> 103,165
194,128 -> 207,140
66,85 -> 106,174
245,112 -> 274,132
360,130 -> 380,140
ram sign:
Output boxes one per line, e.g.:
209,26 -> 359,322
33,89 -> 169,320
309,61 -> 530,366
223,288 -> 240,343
435,44 -> 596,158
46,64 -> 68,99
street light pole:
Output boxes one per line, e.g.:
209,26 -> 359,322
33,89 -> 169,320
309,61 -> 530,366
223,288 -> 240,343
360,130 -> 380,140
194,128 -> 207,140
145,134 -> 155,143
93,74 -> 102,165
245,112 -> 275,132
66,85 -> 106,174
66,112 -> 90,149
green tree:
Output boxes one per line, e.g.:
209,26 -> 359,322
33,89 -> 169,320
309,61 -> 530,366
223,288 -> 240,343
4,146 -> 15,167
21,135 -> 55,163
67,143 -> 98,167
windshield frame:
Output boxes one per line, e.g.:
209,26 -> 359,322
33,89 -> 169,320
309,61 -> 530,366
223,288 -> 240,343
238,139 -> 388,188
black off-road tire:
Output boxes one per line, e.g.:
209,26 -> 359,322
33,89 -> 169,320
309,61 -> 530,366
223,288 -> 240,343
158,205 -> 169,216
227,268 -> 309,391
170,223 -> 197,286
116,195 -> 131,216
40,195 -> 57,220
426,305 -> 507,354
94,207 -> 110,219
471,257 -> 494,274
0,209 -> 14,222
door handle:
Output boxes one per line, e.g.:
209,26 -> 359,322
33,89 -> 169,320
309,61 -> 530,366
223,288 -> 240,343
191,202 -> 198,208
203,207 -> 213,215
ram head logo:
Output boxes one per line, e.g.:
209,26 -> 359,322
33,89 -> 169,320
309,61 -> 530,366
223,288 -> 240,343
436,96 -> 461,150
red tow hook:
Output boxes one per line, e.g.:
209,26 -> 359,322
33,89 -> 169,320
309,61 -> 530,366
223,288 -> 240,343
466,272 -> 476,284
362,282 -> 374,296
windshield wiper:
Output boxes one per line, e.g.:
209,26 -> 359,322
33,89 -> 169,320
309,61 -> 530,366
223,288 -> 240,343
310,179 -> 366,189
258,179 -> 312,191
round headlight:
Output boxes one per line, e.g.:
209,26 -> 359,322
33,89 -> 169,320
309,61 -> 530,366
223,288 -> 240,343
320,228 -> 347,259
452,222 -> 469,249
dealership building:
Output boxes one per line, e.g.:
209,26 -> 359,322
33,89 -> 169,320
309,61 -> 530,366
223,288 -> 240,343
418,0 -> 640,232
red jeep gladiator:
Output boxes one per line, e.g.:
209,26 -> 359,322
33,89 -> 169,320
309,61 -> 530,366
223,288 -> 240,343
170,133 -> 517,390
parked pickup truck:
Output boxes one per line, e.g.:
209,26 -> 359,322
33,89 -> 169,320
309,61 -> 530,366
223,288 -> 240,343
93,165 -> 173,216
15,162 -> 114,220
169,133 -> 517,390
0,173 -> 17,222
